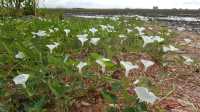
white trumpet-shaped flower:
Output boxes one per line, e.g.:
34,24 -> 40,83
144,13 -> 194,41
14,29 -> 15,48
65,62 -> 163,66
63,54 -> 69,63
96,58 -> 110,73
177,27 -> 185,32
135,27 -> 145,36
182,56 -> 194,65
141,59 -> 155,71
148,27 -> 153,30
49,29 -> 54,33
100,25 -> 115,32
163,45 -> 179,52
135,87 -> 159,104
119,34 -> 127,44
134,79 -> 140,85
184,38 -> 192,44
13,74 -> 29,88
54,28 -> 59,32
142,35 -> 164,47
100,25 -> 107,31
46,42 -> 60,54
15,51 -> 25,59
107,25 -> 115,32
127,29 -> 133,33
120,61 -> 139,77
89,28 -> 98,35
90,38 -> 100,45
77,62 -> 88,73
77,34 -> 88,46
64,29 -> 71,36
119,34 -> 127,38
32,30 -> 47,37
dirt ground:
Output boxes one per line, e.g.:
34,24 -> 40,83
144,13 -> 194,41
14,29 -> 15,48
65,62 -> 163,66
159,31 -> 200,112
70,29 -> 200,112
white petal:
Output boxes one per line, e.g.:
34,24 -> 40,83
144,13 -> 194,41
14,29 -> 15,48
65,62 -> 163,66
90,38 -> 100,45
77,34 -> 88,38
135,87 -> 158,104
32,30 -> 47,37
169,45 -> 179,51
142,36 -> 164,47
49,29 -> 54,33
54,28 -> 59,31
13,74 -> 29,87
96,58 -> 110,73
77,62 -> 87,73
120,61 -> 139,77
46,42 -> 60,54
101,58 -> 110,61
177,27 -> 185,31
64,29 -> 71,36
182,56 -> 194,65
77,34 -> 88,46
134,79 -> 140,85
135,27 -> 145,36
141,59 -> 155,71
15,52 -> 25,59
127,29 -> 133,33
78,37 -> 88,46
64,54 -> 69,63
163,45 -> 179,52
100,25 -> 115,32
89,28 -> 98,34
119,34 -> 127,38
184,38 -> 192,44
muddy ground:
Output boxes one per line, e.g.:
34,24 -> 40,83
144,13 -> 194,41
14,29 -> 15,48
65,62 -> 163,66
157,30 -> 200,112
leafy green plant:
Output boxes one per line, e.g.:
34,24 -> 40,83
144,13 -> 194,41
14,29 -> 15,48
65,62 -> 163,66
0,16 -> 171,111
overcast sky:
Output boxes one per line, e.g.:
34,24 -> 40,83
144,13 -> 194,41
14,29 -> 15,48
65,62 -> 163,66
39,0 -> 200,9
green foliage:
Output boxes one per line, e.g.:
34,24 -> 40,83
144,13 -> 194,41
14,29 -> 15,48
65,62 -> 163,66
0,16 -> 171,111
48,80 -> 67,97
101,90 -> 118,104
122,102 -> 147,112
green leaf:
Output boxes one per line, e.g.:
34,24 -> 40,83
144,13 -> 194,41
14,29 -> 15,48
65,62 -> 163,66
123,102 -> 147,112
89,53 -> 102,61
82,72 -> 96,79
28,97 -> 46,112
104,61 -> 115,69
107,107 -> 118,112
111,81 -> 123,93
0,103 -> 7,112
101,90 -> 117,104
48,55 -> 63,66
48,80 -> 66,97
123,107 -> 136,112
138,76 -> 152,88
133,102 -> 148,112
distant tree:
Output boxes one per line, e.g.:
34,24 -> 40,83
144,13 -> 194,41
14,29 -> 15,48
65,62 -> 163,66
23,0 -> 37,15
0,0 -> 25,9
0,0 -> 40,15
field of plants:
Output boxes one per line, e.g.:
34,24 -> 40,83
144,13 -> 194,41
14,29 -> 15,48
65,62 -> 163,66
1,14 -> 200,112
